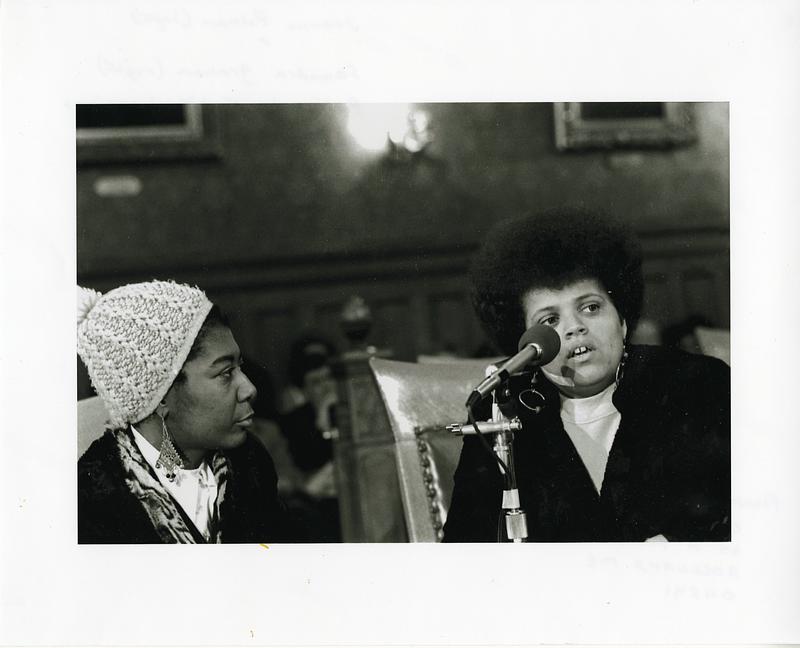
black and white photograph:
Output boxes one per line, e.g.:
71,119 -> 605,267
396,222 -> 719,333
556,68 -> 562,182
75,102 -> 730,545
3,2 -> 800,646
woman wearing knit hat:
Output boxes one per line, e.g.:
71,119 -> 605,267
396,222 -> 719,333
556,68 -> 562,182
77,280 -> 293,543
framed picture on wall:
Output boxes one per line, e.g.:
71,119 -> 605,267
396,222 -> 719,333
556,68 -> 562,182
76,104 -> 221,164
553,102 -> 696,151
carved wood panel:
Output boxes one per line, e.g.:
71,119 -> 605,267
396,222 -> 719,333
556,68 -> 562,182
78,232 -> 730,402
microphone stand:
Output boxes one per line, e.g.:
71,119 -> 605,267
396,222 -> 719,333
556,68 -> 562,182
489,388 -> 528,543
451,363 -> 528,543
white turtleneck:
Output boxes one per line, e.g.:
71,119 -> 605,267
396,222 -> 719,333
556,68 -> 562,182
130,426 -> 219,540
559,383 -> 621,495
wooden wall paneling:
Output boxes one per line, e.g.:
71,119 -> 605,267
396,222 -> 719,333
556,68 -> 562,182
643,259 -> 687,325
665,258 -> 693,324
314,300 -> 350,345
639,228 -> 730,330
641,267 -> 674,326
295,300 -> 318,333
409,292 -> 434,356
77,236 -> 730,388
680,265 -> 724,326
370,296 -> 417,361
428,291 -> 478,357
245,305 -> 301,380
694,247 -> 729,327
717,261 -> 731,327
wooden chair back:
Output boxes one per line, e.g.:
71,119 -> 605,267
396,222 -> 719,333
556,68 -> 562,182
368,357 -> 492,541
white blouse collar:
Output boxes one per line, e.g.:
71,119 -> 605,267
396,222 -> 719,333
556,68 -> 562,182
559,382 -> 618,424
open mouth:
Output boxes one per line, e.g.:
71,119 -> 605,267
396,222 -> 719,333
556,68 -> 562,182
568,345 -> 592,359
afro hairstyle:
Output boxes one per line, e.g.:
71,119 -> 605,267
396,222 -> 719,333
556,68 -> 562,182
471,206 -> 644,355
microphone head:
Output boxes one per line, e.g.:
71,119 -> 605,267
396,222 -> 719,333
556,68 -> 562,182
517,324 -> 561,365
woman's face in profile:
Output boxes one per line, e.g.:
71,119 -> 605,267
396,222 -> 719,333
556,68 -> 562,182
522,278 -> 627,398
164,326 -> 258,455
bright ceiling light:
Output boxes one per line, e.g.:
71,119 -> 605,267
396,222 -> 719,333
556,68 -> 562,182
346,103 -> 413,151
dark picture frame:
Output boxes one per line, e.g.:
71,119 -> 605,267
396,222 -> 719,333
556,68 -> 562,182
554,102 -> 696,151
76,104 -> 221,165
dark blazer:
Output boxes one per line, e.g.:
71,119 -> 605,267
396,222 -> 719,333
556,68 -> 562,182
443,345 -> 731,542
78,431 -> 294,544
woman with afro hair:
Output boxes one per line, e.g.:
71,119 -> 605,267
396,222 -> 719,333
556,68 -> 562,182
443,207 -> 730,542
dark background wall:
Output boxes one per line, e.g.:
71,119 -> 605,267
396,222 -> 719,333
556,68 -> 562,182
77,102 -> 729,395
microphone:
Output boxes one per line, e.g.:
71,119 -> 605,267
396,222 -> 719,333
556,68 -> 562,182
466,324 -> 560,408
447,418 -> 523,436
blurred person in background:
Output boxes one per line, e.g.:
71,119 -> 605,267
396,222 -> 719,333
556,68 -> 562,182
277,334 -> 341,541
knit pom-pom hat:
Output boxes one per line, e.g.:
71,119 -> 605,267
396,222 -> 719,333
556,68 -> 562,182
77,280 -> 213,428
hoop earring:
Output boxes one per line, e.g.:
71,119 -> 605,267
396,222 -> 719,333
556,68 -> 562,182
155,413 -> 184,482
518,371 -> 547,414
615,347 -> 629,388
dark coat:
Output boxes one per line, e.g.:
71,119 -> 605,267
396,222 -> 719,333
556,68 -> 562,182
78,430 -> 294,544
443,345 -> 731,542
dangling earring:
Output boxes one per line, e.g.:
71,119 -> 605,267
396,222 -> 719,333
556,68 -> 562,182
155,412 -> 184,482
518,371 -> 547,414
615,346 -> 629,387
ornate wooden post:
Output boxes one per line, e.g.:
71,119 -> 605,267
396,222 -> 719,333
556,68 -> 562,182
330,296 -> 408,542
